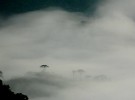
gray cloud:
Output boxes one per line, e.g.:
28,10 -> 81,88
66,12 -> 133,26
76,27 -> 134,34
5,71 -> 70,99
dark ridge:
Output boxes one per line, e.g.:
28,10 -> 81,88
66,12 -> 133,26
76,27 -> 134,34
0,0 -> 102,16
0,79 -> 28,100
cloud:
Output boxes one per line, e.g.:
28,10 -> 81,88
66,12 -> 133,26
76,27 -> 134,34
6,71 -> 70,99
0,0 -> 135,78
1,0 -> 135,100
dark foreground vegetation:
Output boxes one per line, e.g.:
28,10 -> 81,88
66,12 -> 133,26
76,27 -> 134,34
0,79 -> 28,100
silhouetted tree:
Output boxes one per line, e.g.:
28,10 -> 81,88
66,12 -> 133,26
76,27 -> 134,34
72,70 -> 77,80
40,65 -> 49,72
77,69 -> 85,80
0,70 -> 3,78
0,79 -> 28,100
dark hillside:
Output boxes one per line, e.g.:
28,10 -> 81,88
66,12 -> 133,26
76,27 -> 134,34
0,80 -> 28,100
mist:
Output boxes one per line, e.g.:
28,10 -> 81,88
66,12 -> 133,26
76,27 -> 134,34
1,0 -> 135,100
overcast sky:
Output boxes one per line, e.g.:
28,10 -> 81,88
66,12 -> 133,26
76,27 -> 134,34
1,0 -> 135,100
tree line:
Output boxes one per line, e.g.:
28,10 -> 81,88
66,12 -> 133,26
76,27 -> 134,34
0,79 -> 28,100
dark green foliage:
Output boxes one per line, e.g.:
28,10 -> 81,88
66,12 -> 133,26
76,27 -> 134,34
0,0 -> 101,16
0,80 -> 28,100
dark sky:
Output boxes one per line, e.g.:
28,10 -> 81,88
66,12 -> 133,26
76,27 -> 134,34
0,0 -> 101,16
